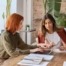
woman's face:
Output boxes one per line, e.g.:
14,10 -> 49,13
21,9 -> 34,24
17,20 -> 23,31
44,19 -> 53,32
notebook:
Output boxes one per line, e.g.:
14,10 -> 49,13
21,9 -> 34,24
17,53 -> 54,66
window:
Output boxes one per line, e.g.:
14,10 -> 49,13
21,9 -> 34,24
0,0 -> 16,33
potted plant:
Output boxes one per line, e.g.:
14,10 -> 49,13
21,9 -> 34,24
43,0 -> 66,27
2,0 -> 12,19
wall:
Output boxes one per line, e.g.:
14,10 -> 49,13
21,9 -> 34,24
31,0 -> 44,43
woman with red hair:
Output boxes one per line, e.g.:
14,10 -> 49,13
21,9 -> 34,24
0,13 -> 44,59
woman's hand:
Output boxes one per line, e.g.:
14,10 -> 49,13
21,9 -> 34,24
44,38 -> 54,48
60,40 -> 66,50
48,42 -> 55,48
60,46 -> 65,50
60,45 -> 66,50
37,43 -> 49,49
37,42 -> 54,49
30,48 -> 44,53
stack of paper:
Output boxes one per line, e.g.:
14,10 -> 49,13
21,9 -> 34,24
17,53 -> 54,66
18,54 -> 43,66
18,61 -> 49,66
27,54 -> 54,61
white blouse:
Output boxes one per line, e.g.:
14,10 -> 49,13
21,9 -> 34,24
45,32 -> 61,48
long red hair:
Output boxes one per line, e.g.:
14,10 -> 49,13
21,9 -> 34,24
6,13 -> 24,33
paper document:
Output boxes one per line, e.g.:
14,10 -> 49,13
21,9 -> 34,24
18,59 -> 42,66
63,61 -> 66,66
17,53 -> 53,66
18,54 -> 43,66
18,61 -> 49,66
27,54 -> 54,61
32,62 -> 49,66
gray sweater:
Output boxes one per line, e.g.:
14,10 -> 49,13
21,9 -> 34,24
0,31 -> 37,59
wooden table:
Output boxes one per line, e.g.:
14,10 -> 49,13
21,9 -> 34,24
1,53 -> 66,66
47,53 -> 66,66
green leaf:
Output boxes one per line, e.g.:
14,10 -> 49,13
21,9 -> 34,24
43,0 -> 66,27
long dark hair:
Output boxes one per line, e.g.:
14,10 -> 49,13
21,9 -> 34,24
41,13 -> 58,36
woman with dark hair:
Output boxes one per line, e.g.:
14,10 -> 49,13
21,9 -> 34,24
0,13 -> 44,59
37,13 -> 66,51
